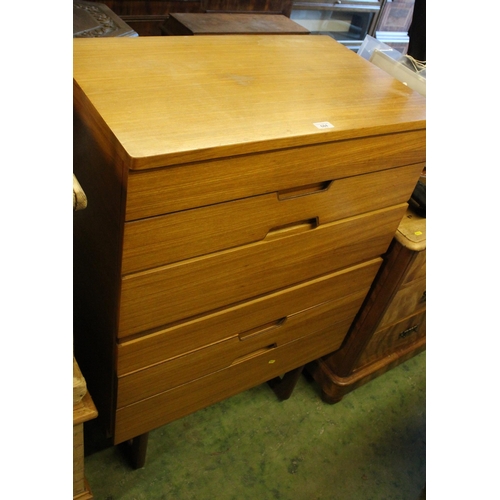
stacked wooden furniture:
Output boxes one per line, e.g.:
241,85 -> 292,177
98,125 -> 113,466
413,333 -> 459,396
79,0 -> 294,35
161,13 -> 309,35
73,358 -> 98,500
307,206 -> 426,403
73,35 -> 426,468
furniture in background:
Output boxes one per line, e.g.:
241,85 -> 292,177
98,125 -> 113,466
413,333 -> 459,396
73,35 -> 425,469
373,0 -> 415,54
73,0 -> 138,37
78,0 -> 294,36
73,358 -> 98,500
307,205 -> 426,403
161,12 -> 309,35
290,0 -> 387,51
74,177 -> 97,499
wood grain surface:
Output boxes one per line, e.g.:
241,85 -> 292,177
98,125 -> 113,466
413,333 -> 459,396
73,35 -> 425,169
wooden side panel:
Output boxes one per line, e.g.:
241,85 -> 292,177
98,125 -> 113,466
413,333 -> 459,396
118,204 -> 407,337
122,163 -> 423,273
125,131 -> 426,220
73,107 -> 125,434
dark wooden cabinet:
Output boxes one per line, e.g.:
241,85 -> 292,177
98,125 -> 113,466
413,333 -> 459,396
161,12 -> 309,35
306,206 -> 426,403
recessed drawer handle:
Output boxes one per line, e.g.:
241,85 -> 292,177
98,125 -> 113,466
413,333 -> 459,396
398,325 -> 418,339
231,344 -> 278,366
265,218 -> 318,240
238,318 -> 287,341
278,181 -> 332,200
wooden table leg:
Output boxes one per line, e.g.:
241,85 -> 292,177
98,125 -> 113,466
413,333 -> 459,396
267,365 -> 304,401
124,432 -> 149,469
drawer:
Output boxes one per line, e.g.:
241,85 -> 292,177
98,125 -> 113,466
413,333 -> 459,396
117,286 -> 367,407
118,204 -> 407,337
122,164 -> 423,274
114,318 -> 354,444
401,249 -> 426,286
378,276 -> 426,329
117,258 -> 382,374
356,311 -> 426,369
125,131 -> 426,220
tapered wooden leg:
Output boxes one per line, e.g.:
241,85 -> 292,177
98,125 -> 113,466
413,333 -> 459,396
267,365 -> 304,401
125,432 -> 149,469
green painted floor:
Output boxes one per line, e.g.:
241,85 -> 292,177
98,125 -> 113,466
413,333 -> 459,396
84,352 -> 425,500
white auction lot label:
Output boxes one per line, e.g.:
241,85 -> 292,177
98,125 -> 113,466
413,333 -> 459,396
313,121 -> 334,129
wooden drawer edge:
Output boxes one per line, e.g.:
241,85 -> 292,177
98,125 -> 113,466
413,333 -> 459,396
114,322 -> 351,444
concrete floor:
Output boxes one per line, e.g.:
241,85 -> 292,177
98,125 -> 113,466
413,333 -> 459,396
83,351 -> 426,500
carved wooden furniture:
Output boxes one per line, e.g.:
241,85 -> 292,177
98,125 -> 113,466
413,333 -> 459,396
73,35 -> 426,468
73,358 -> 98,500
307,206 -> 426,403
73,0 -> 138,37
161,13 -> 309,35
80,0 -> 294,35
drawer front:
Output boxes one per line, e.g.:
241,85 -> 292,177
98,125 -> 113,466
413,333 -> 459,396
356,311 -> 426,369
114,319 -> 354,444
117,288 -> 366,407
118,204 -> 406,337
125,131 -> 426,220
122,163 -> 423,274
117,258 -> 382,374
402,249 -> 426,286
378,276 -> 426,329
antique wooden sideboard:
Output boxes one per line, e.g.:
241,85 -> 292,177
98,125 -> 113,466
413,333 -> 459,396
306,206 -> 426,403
73,35 -> 426,468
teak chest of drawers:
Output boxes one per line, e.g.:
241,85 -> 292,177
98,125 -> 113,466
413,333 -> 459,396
73,35 -> 426,468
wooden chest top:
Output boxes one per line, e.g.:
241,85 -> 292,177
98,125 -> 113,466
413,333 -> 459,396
73,35 -> 426,170
162,13 -> 310,36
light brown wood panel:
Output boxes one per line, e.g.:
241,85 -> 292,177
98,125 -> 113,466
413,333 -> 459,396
73,36 -> 426,171
125,135 -> 425,220
117,258 -> 382,374
377,276 -> 425,329
118,204 -> 406,337
355,312 -> 426,369
122,163 -> 423,273
114,319 -> 353,444
117,291 -> 366,407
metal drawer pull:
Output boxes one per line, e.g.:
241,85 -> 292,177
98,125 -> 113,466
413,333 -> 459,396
398,325 -> 418,339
